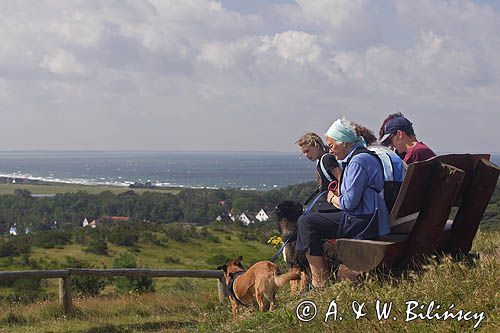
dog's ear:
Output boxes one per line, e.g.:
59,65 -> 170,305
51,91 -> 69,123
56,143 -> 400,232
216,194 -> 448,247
234,256 -> 243,268
216,264 -> 227,271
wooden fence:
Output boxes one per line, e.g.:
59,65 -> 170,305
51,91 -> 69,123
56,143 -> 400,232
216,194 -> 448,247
0,268 -> 227,314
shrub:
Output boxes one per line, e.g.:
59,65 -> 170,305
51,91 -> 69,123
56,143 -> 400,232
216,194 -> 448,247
84,237 -> 108,255
112,252 -> 154,294
64,257 -> 105,297
9,279 -> 46,302
34,231 -> 71,249
0,236 -> 31,257
107,225 -> 139,247
0,313 -> 28,326
206,254 -> 230,266
171,278 -> 199,293
163,224 -> 196,243
163,256 -> 182,265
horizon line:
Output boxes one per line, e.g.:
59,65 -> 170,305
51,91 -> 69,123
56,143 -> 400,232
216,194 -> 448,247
0,149 -> 499,155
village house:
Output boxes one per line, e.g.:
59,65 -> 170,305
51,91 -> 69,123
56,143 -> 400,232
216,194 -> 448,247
255,209 -> 270,222
9,224 -> 17,236
238,212 -> 257,226
82,218 -> 98,228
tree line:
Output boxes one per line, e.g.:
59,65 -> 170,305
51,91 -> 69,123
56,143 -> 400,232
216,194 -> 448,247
0,182 -> 317,233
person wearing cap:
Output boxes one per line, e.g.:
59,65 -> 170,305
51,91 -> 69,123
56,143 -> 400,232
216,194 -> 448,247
295,118 -> 390,288
379,113 -> 436,164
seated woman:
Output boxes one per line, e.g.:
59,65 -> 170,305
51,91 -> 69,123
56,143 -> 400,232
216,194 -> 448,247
295,118 -> 390,288
295,132 -> 341,211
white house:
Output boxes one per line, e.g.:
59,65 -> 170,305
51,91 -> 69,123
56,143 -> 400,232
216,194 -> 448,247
83,218 -> 97,228
238,213 -> 256,226
256,209 -> 270,222
9,224 -> 17,236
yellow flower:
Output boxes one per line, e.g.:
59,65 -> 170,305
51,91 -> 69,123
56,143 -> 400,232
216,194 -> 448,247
267,235 -> 283,248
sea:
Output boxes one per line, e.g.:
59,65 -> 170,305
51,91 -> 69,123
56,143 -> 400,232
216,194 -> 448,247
0,151 -> 498,191
0,151 -> 316,191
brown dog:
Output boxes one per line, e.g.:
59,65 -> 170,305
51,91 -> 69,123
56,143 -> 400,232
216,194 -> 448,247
217,256 -> 300,315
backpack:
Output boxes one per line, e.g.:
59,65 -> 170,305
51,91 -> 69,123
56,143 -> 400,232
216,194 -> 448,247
318,153 -> 334,182
340,147 -> 403,211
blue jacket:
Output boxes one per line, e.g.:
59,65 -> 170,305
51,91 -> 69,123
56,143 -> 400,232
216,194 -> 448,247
337,143 -> 391,239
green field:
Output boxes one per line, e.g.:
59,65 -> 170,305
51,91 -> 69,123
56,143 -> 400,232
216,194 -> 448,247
0,183 -> 180,195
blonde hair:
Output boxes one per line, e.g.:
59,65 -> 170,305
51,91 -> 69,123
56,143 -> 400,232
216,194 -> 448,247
295,132 -> 328,153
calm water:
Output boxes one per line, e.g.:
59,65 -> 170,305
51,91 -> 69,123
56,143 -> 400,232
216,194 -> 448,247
0,151 -> 498,191
0,151 -> 316,190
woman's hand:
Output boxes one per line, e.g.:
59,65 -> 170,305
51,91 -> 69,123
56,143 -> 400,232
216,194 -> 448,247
327,191 -> 340,208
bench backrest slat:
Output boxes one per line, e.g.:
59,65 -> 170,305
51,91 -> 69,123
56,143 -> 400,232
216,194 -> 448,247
445,158 -> 499,255
400,163 -> 464,268
432,154 -> 490,207
389,158 -> 435,232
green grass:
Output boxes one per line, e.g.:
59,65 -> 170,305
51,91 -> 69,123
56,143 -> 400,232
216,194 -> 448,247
1,217 -> 499,333
0,183 -> 180,195
0,227 -> 277,305
0,230 -> 498,332
199,230 -> 500,333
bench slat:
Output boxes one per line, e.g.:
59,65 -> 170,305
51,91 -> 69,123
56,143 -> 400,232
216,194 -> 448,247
400,163 -> 464,268
442,158 -> 499,255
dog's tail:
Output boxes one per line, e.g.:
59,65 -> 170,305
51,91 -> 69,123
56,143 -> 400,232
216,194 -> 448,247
274,271 -> 301,288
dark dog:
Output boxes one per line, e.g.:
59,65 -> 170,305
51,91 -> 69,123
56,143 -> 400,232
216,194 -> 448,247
217,256 -> 300,315
275,200 -> 340,292
275,201 -> 311,292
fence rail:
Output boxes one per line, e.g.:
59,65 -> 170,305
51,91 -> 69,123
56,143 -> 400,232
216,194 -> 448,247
0,268 -> 227,314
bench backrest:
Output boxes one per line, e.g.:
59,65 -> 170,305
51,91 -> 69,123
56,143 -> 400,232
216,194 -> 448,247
400,162 -> 464,268
389,158 -> 436,233
433,155 -> 499,255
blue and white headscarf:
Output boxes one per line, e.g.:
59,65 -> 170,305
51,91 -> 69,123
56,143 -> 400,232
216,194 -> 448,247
326,118 -> 360,143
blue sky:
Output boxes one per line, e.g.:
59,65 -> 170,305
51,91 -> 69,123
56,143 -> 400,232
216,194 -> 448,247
0,0 -> 499,153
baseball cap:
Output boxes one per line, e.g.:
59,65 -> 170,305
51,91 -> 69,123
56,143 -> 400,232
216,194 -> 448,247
380,116 -> 413,145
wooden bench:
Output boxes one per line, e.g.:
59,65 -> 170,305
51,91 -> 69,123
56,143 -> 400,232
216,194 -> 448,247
329,154 -> 499,276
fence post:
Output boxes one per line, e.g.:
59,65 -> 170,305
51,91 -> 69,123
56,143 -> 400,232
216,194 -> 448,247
59,276 -> 73,314
217,276 -> 227,303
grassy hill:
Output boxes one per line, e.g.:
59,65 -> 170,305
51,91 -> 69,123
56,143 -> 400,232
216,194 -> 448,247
0,181 -> 499,332
0,224 -> 278,333
0,230 -> 498,332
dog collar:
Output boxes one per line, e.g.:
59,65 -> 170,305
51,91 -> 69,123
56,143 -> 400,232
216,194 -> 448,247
228,271 -> 248,306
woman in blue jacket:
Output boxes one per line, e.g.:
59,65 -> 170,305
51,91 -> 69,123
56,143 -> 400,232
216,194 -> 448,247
295,118 -> 390,288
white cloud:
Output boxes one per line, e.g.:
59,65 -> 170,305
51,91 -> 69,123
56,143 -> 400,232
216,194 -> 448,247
0,0 -> 498,152
40,49 -> 87,76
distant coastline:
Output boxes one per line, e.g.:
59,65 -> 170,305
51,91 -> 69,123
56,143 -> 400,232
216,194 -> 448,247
0,151 -> 498,191
0,151 -> 316,191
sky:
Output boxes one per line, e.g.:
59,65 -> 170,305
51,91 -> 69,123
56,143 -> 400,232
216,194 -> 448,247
0,0 -> 499,153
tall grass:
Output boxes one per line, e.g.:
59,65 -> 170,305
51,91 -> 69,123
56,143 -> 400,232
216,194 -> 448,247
0,231 -> 498,332
199,230 -> 499,332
